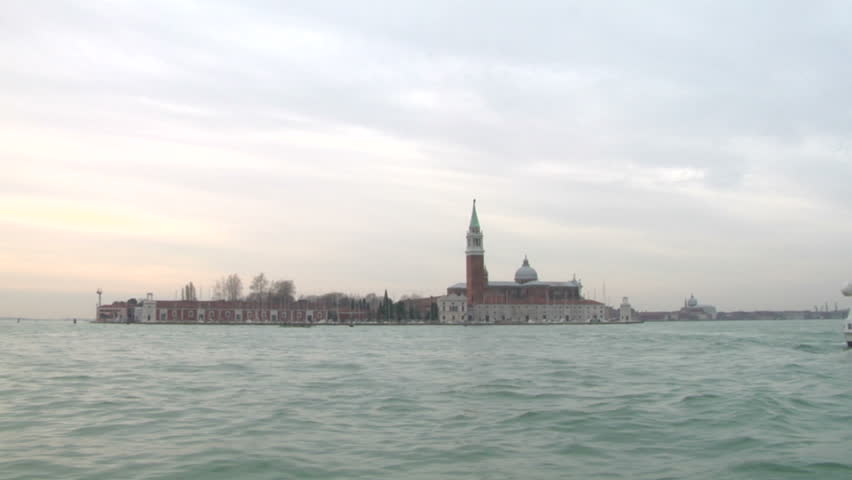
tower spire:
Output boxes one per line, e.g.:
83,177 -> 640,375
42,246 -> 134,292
466,199 -> 484,254
469,199 -> 480,231
465,199 -> 486,306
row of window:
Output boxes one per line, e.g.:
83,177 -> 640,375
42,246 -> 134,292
156,313 -> 288,322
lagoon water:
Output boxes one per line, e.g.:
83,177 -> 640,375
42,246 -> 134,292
1,319 -> 850,480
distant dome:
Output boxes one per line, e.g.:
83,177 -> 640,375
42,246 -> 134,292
687,294 -> 698,308
842,281 -> 852,297
515,256 -> 539,284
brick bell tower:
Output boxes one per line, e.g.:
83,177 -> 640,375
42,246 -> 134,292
466,199 -> 488,305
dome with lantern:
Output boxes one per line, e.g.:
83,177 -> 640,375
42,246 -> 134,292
687,294 -> 698,308
514,256 -> 539,284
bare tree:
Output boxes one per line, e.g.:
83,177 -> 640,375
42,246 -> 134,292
249,273 -> 269,307
224,274 -> 243,301
364,293 -> 380,317
211,276 -> 226,300
181,282 -> 197,301
269,280 -> 295,307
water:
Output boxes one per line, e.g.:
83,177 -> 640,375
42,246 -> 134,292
1,320 -> 850,480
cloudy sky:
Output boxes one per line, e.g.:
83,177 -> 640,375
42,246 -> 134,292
2,0 -> 851,318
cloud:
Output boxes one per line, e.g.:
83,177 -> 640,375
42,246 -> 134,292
1,0 -> 851,316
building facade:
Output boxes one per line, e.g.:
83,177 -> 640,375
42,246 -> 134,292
96,293 -> 369,324
437,201 -> 607,324
677,294 -> 717,320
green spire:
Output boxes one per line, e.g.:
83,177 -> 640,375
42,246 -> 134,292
469,199 -> 480,230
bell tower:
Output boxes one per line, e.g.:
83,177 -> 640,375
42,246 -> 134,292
466,199 -> 487,305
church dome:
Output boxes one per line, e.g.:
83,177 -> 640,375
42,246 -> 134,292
842,281 -> 852,297
687,294 -> 698,308
515,256 -> 538,284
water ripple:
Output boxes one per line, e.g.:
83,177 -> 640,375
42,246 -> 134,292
1,319 -> 851,479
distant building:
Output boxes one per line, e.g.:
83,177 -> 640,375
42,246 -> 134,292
96,293 -> 369,324
397,296 -> 438,321
638,294 -> 718,321
619,297 -> 637,323
437,201 -> 607,324
97,200 -> 641,325
678,294 -> 717,320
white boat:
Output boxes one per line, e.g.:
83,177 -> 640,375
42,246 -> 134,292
842,282 -> 852,347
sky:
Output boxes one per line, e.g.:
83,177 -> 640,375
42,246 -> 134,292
2,0 -> 852,318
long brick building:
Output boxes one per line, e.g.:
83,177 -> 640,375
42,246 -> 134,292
96,294 -> 369,324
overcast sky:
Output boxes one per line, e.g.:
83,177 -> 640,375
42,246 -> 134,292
2,0 -> 851,318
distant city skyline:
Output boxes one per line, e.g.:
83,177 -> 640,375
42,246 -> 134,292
2,1 -> 851,318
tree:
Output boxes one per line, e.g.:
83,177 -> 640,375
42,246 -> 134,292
212,276 -> 226,300
269,280 -> 295,307
181,281 -> 197,301
224,274 -> 243,301
364,293 -> 379,312
383,290 -> 392,322
249,273 -> 269,306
